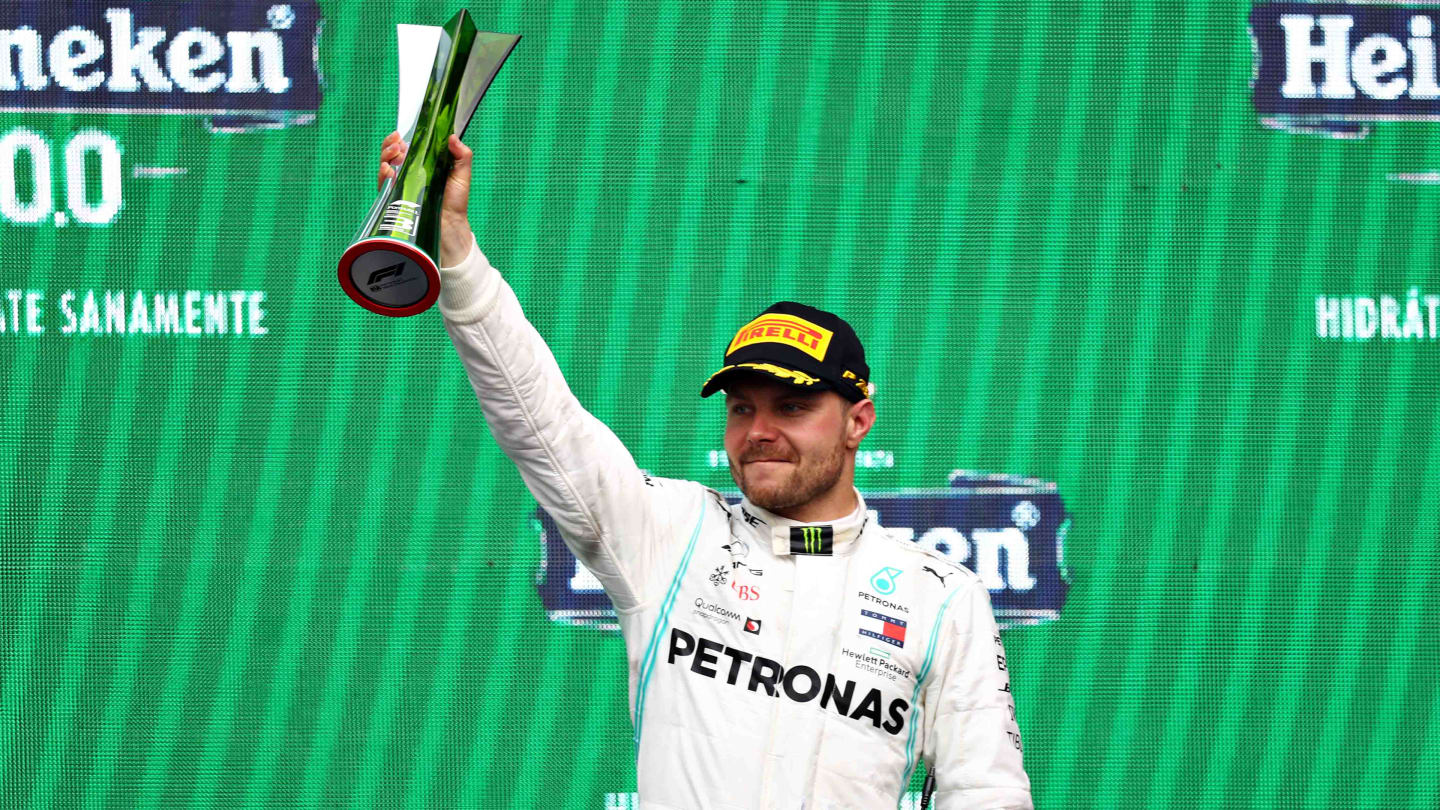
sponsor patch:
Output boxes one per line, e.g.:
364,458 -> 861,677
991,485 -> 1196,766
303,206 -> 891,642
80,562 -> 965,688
692,597 -> 741,625
790,525 -> 833,556
859,609 -> 907,648
727,314 -> 833,361
841,646 -> 912,683
667,627 -> 910,735
870,566 -> 902,595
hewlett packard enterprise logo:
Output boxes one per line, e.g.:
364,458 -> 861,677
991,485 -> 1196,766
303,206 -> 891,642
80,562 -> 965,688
1252,3 -> 1440,133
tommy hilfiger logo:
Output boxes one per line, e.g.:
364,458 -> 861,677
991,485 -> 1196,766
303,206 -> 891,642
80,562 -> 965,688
790,526 -> 833,555
859,609 -> 907,648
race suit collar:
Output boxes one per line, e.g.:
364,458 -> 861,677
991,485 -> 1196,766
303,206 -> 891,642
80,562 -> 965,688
740,488 -> 869,557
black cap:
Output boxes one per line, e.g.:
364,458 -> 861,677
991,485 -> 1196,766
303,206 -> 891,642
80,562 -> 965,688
700,302 -> 872,402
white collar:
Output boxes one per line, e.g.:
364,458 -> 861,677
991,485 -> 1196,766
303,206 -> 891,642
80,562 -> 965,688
739,487 -> 869,557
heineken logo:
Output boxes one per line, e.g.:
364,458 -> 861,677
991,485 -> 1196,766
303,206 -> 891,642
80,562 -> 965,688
1249,3 -> 1440,141
0,1 -> 324,129
537,474 -> 1072,633
789,525 -> 833,556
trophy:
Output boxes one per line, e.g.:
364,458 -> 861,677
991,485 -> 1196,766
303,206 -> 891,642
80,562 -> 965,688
338,10 -> 519,317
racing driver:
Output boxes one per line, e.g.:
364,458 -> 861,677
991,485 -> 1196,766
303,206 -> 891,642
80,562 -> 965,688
381,133 -> 1033,809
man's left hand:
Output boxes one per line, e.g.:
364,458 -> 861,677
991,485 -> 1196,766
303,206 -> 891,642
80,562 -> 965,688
377,131 -> 475,268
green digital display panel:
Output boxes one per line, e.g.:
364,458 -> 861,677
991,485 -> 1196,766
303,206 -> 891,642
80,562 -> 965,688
2,1 -> 1438,808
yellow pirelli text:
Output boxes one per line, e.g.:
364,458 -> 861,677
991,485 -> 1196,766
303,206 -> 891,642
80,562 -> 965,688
727,315 -> 833,361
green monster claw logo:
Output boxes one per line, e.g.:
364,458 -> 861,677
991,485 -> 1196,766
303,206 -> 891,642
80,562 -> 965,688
789,525 -> 833,555
870,566 -> 902,595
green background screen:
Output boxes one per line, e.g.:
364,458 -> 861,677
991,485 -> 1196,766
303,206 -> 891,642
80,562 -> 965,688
2,0 -> 1438,807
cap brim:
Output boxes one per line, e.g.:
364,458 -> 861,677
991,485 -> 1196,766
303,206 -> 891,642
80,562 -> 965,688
699,362 -> 830,398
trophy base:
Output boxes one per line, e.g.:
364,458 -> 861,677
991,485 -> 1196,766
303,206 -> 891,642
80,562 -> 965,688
337,237 -> 441,317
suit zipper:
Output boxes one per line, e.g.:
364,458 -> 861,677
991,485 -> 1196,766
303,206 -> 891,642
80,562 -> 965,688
759,552 -> 797,805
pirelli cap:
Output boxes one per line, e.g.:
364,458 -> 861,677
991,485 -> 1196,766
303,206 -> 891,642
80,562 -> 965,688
700,302 -> 872,402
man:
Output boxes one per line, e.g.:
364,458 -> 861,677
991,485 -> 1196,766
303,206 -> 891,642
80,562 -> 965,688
379,134 -> 1033,808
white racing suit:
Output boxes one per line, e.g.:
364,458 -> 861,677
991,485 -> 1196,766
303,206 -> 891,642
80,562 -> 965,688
438,238 -> 1033,810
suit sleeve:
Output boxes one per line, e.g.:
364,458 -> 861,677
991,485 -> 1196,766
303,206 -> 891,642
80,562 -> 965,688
436,236 -> 695,611
921,578 -> 1033,810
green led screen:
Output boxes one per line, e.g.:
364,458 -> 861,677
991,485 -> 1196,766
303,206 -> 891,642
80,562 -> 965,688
2,0 -> 1438,807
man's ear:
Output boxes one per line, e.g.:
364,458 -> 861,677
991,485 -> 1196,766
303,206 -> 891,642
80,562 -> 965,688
845,398 -> 875,450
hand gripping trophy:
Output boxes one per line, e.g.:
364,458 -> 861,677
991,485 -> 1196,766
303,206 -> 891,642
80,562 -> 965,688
337,10 -> 518,316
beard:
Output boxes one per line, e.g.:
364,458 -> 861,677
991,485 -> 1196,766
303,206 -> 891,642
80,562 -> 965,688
730,439 -> 847,514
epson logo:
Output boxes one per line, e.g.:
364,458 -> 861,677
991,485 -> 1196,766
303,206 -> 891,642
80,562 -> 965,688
0,2 -> 321,120
1252,4 -> 1440,120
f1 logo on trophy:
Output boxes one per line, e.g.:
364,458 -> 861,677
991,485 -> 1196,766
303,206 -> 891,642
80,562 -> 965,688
337,10 -> 518,316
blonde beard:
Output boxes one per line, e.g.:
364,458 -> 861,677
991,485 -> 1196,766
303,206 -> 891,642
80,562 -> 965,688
731,440 -> 847,513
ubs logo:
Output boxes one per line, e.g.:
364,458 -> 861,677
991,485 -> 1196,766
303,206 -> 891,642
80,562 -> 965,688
730,580 -> 760,601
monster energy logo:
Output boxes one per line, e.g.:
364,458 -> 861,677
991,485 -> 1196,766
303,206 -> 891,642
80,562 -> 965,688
789,525 -> 833,556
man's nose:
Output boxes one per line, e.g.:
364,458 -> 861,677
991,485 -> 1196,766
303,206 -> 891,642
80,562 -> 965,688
746,410 -> 779,441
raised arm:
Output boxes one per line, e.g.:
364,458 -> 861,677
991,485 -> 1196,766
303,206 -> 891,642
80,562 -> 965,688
381,133 -> 699,611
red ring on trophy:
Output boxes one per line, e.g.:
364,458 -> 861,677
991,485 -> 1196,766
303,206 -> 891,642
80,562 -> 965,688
337,237 -> 441,318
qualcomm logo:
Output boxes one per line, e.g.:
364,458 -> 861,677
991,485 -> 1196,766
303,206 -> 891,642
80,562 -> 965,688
0,1 -> 322,130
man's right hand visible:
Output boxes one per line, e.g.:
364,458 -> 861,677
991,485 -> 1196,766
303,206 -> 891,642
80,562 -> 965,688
377,130 -> 476,268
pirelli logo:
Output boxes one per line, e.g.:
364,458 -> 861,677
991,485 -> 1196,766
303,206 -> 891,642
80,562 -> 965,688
790,525 -> 834,556
727,315 -> 833,362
